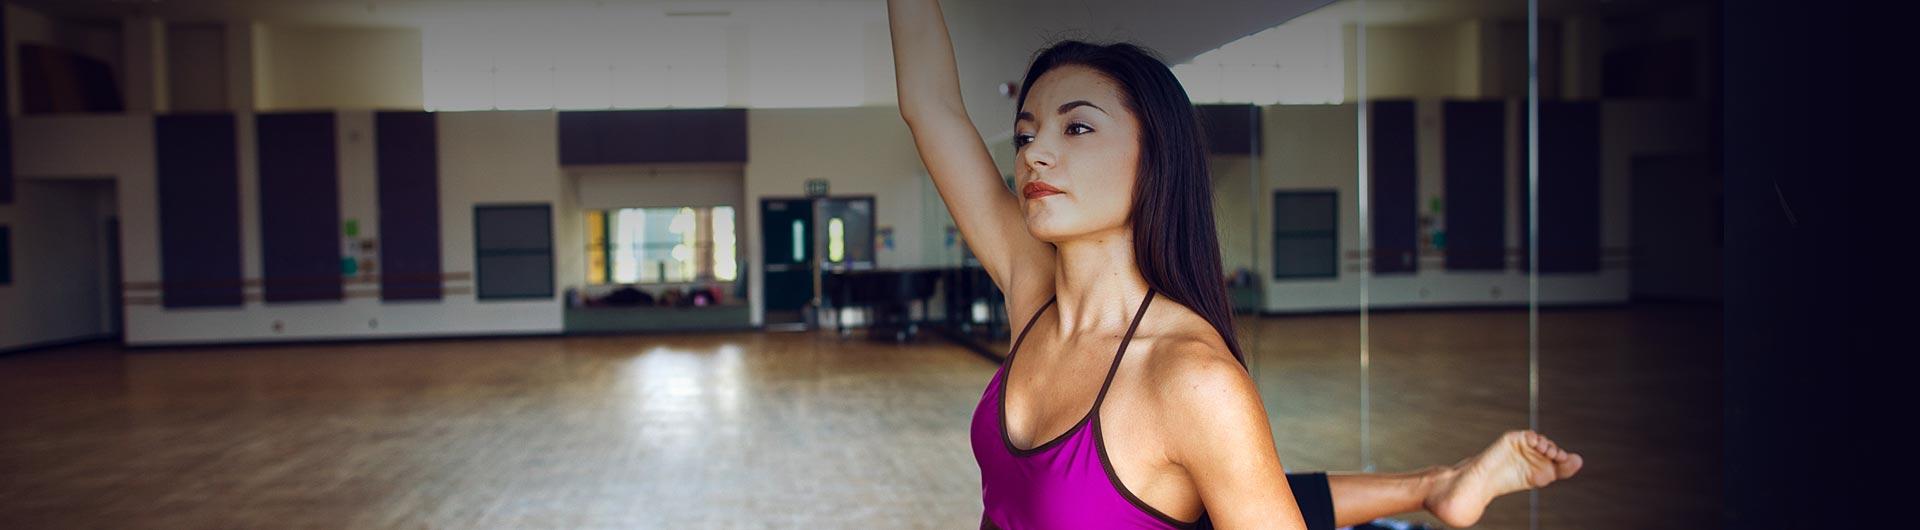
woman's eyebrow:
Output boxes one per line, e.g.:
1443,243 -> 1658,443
1015,100 -> 1107,123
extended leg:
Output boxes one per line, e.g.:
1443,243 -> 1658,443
1286,430 -> 1584,529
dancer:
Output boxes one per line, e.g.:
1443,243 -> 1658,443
887,1 -> 1583,528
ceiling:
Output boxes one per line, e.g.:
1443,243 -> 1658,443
14,0 -> 1334,65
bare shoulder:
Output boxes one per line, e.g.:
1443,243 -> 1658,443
1137,301 -> 1257,417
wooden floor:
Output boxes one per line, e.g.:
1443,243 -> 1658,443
1242,306 -> 1721,530
0,306 -> 1717,529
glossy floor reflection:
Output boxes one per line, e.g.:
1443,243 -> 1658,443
2,305 -> 1716,529
0,333 -> 996,529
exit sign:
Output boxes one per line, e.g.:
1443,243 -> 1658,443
805,179 -> 829,197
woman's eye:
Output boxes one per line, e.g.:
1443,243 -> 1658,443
1067,123 -> 1093,135
1013,134 -> 1033,148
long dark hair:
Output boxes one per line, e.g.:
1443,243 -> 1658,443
1015,40 -> 1246,368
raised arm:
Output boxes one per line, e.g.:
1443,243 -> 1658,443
888,0 -> 1055,296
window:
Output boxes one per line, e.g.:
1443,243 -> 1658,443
586,206 -> 738,284
474,204 -> 554,299
1273,191 -> 1339,279
818,197 -> 874,267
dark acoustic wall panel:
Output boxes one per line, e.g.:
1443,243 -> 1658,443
155,114 -> 244,307
558,109 -> 748,164
376,111 -> 444,301
2,5 -> 12,205
1537,101 -> 1602,273
18,44 -> 124,114
1370,100 -> 1418,274
1196,104 -> 1260,155
556,111 -> 603,166
1443,101 -> 1508,270
1517,106 -> 1531,272
257,112 -> 343,303
1,226 -> 11,285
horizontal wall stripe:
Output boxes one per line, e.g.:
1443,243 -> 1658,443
122,286 -> 474,306
1341,247 -> 1631,259
122,272 -> 474,292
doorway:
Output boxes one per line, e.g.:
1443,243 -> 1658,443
760,197 -> 813,326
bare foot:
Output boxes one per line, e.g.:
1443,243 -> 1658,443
1424,430 -> 1584,528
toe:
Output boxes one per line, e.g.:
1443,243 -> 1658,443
1562,454 -> 1585,477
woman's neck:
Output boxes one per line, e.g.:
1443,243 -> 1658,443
1048,226 -> 1152,339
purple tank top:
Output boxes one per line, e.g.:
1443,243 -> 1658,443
970,289 -> 1208,529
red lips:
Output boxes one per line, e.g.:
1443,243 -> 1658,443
1022,181 -> 1064,199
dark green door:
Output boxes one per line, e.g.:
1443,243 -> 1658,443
761,198 -> 814,324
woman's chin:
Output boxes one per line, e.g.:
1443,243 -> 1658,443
1024,221 -> 1091,244
1023,223 -> 1070,243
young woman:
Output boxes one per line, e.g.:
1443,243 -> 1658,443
887,1 -> 1585,528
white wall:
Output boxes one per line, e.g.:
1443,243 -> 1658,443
1212,153 -> 1261,275
257,25 -> 422,111
573,166 -> 745,211
8,111 -> 566,347
11,105 -> 945,343
3,114 -> 142,351
1345,23 -> 1479,101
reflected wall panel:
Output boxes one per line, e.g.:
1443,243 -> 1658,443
1197,104 -> 1261,155
1369,100 -> 1418,274
1443,101 -> 1507,270
155,114 -> 244,307
376,111 -> 444,301
1,6 -> 11,205
1522,101 -> 1602,273
558,109 -> 748,165
257,112 -> 343,302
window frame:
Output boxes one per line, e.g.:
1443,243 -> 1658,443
1271,190 -> 1340,280
585,205 -> 739,286
473,203 -> 556,300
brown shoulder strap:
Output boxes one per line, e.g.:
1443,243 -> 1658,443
1006,295 -> 1057,361
1092,289 -> 1155,408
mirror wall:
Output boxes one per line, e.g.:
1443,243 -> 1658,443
923,0 -> 1723,526
1530,0 -> 1723,528
1222,0 -> 1722,528
1346,1 -> 1537,528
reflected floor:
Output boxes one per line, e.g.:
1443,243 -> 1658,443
1,305 -> 1717,529
1244,304 -> 1720,530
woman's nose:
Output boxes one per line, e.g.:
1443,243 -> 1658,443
1024,145 -> 1054,169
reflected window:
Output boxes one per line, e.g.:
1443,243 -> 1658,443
1272,191 -> 1338,279
818,197 -> 875,268
827,217 -> 845,263
586,205 -> 737,284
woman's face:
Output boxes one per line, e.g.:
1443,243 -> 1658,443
1014,65 -> 1142,243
